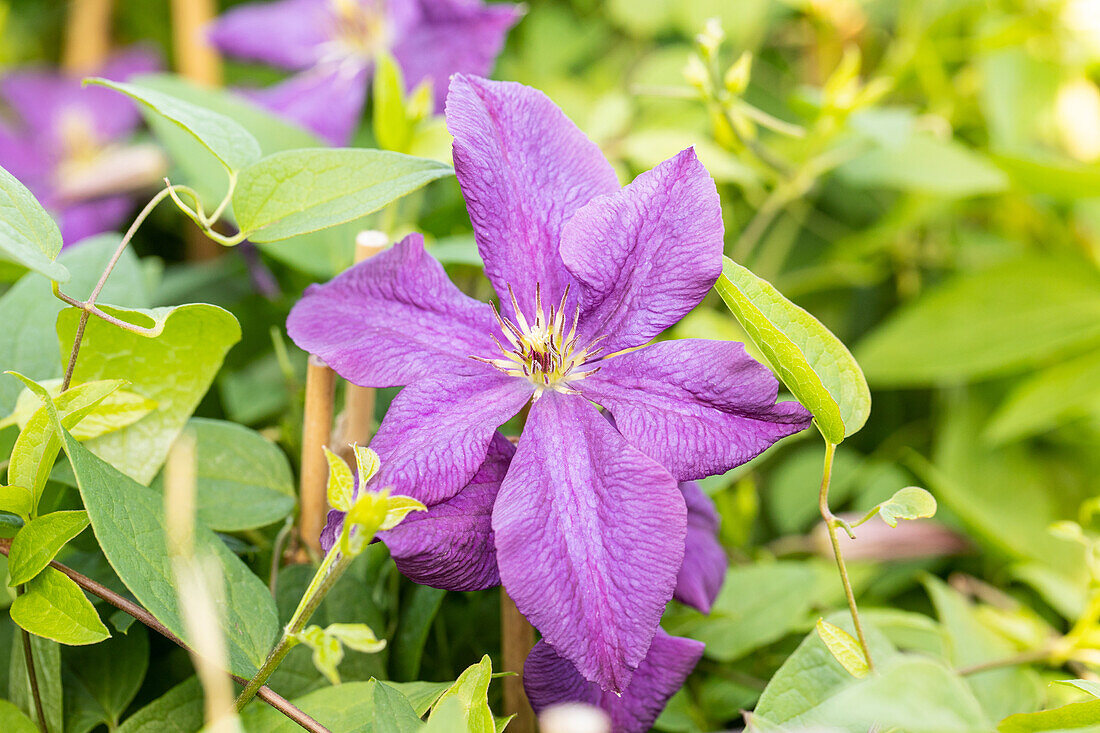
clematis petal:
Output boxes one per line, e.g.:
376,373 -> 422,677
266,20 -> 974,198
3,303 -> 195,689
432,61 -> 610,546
582,339 -> 812,481
392,2 -> 521,111
379,432 -> 513,590
493,392 -> 686,693
675,482 -> 727,614
445,75 -> 619,309
206,0 -> 331,70
56,197 -> 134,247
319,508 -> 345,554
561,148 -> 724,352
524,630 -> 705,733
368,371 -> 532,505
241,62 -> 369,146
286,234 -> 499,388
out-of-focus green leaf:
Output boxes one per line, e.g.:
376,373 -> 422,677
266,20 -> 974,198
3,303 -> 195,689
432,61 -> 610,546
115,677 -> 203,733
236,678 -> 423,733
63,626 -> 148,733
716,256 -> 870,443
856,258 -> 1100,386
390,584 -> 445,680
10,567 -> 109,646
923,575 -> 1042,721
994,153 -> 1100,199
667,561 -> 817,662
56,303 -> 241,484
0,699 -> 37,733
0,235 -> 148,414
149,419 -> 295,532
57,425 -> 277,676
815,618 -> 868,678
0,165 -> 67,282
998,700 -> 1100,732
1058,680 -> 1100,699
838,134 -> 1009,196
621,130 -> 758,185
986,349 -> 1100,443
233,148 -> 452,242
7,510 -> 89,585
9,632 -> 62,733
87,78 -> 261,173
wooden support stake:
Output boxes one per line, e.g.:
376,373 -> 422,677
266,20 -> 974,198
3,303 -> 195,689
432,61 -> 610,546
335,231 -> 390,462
62,0 -> 114,74
298,356 -> 336,558
501,590 -> 537,733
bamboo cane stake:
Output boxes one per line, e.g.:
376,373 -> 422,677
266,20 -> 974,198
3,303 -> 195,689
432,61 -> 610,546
500,590 -> 537,733
62,0 -> 114,73
298,356 -> 336,558
335,231 -> 389,463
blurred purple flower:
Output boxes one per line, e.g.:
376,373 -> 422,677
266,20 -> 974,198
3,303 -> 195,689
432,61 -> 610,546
0,48 -> 163,245
208,0 -> 521,144
288,75 -> 810,693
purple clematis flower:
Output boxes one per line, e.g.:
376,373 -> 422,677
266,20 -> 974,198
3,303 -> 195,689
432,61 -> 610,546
0,48 -> 163,245
525,630 -> 705,733
287,75 -> 811,693
208,0 -> 520,145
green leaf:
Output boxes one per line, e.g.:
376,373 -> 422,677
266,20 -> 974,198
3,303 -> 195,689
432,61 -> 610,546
372,52 -> 414,153
115,677 -> 203,733
233,148 -> 453,242
998,700 -> 1100,732
815,618 -> 869,679
57,303 -> 242,484
754,612 -> 897,725
296,625 -> 344,686
427,656 -> 495,733
150,419 -> 295,532
326,623 -> 385,654
986,349 -> 1100,443
855,258 -> 1100,386
760,656 -> 989,732
390,584 -> 445,680
0,234 -> 149,414
7,510 -> 89,585
7,379 -> 123,511
666,561 -> 818,662
715,257 -> 870,443
0,485 -> 32,520
872,487 -> 937,528
923,574 -> 1043,721
8,632 -> 63,733
382,680 -> 453,716
0,699 -> 37,733
0,165 -> 67,282
63,626 -> 149,733
57,426 -> 278,676
837,133 -> 1009,197
324,447 -> 355,513
1058,680 -> 1100,699
6,380 -> 157,441
130,73 -> 321,212
10,567 -> 109,645
237,678 -> 424,733
86,78 -> 261,173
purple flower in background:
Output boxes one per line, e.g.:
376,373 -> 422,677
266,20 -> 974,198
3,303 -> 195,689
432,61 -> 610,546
0,48 -> 163,245
208,0 -> 521,144
288,75 -> 810,693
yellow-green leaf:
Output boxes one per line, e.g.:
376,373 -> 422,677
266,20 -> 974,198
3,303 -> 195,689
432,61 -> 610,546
7,510 -> 89,585
324,446 -> 355,512
815,618 -> 869,679
715,256 -> 870,444
875,487 -> 937,528
10,567 -> 109,646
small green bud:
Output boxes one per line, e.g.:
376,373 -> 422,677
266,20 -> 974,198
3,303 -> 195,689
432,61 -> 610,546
695,17 -> 725,60
684,55 -> 711,94
724,51 -> 753,96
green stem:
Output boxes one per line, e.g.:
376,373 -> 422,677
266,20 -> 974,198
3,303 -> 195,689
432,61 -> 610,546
819,439 -> 875,672
235,545 -> 354,710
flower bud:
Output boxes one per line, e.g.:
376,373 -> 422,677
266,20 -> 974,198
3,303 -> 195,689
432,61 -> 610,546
724,51 -> 753,95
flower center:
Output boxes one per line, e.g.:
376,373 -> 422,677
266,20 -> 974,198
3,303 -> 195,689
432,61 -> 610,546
476,284 -> 604,396
324,0 -> 389,62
